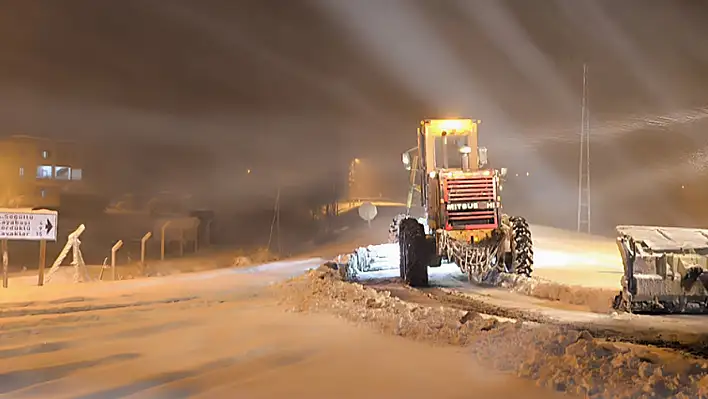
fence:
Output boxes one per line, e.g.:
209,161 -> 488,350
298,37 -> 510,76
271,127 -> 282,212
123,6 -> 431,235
1,215 -> 208,287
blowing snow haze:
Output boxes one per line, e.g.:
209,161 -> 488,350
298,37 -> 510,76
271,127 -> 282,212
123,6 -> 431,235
1,0 -> 708,231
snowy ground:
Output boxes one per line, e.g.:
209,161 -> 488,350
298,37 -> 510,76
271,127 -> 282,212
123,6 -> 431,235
345,224 -> 708,361
1,222 -> 706,398
351,224 -> 625,311
351,224 -> 623,286
278,265 -> 708,398
529,225 -> 623,290
0,257 -> 564,399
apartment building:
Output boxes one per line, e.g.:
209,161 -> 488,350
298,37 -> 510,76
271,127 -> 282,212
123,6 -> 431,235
0,135 -> 85,209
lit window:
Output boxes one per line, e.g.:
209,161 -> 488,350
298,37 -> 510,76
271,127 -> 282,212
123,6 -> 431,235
42,150 -> 50,159
71,168 -> 83,180
55,166 -> 71,180
36,165 -> 52,179
19,167 -> 24,177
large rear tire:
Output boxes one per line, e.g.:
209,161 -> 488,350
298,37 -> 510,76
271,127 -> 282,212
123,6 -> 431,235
398,218 -> 429,287
510,216 -> 533,276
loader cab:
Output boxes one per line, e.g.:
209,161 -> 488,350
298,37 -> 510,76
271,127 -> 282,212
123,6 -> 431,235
433,134 -> 470,170
419,119 -> 484,176
416,119 -> 486,206
417,119 -> 501,231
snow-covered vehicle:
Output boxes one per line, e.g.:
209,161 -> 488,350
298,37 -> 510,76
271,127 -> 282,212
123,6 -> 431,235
390,118 -> 533,286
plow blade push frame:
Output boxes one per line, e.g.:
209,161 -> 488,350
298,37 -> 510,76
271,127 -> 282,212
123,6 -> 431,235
614,225 -> 708,314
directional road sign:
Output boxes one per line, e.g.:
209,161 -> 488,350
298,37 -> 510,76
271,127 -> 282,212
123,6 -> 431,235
0,208 -> 58,241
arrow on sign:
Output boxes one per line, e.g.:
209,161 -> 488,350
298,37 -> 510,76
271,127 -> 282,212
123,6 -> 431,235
45,219 -> 53,235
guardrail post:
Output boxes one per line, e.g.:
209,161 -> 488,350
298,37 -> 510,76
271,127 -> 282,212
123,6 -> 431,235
111,240 -> 123,281
160,221 -> 171,261
140,232 -> 152,273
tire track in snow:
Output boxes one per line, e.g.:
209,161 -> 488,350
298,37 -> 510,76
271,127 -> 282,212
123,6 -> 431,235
5,332 -> 305,398
0,298 -> 221,344
0,320 -> 198,361
0,296 -> 200,319
0,289 -> 271,353
0,297 -> 245,360
76,349 -> 316,399
0,353 -> 141,395
0,297 -> 249,367
0,296 -> 95,310
0,301 -> 287,397
184,350 -> 319,399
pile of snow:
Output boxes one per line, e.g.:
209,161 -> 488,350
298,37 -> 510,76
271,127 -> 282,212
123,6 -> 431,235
472,322 -> 708,398
277,265 -> 512,345
275,265 -> 708,398
231,247 -> 279,268
489,272 -> 617,313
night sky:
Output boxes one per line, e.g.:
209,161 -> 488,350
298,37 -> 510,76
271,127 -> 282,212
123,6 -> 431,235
0,1 -> 707,231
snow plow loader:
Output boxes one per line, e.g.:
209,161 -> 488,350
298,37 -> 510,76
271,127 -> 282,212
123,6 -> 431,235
613,225 -> 708,314
390,118 -> 533,287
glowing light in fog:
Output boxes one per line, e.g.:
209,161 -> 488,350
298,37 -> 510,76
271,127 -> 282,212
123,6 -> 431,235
315,0 -> 572,223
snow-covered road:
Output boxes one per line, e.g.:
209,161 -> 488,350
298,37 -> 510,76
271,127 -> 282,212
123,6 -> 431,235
528,225 -> 623,289
353,225 -> 708,343
354,224 -> 624,290
0,256 -> 564,399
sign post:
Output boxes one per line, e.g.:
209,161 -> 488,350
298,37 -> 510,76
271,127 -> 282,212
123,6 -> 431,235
2,240 -> 7,288
0,208 -> 58,288
38,240 -> 47,286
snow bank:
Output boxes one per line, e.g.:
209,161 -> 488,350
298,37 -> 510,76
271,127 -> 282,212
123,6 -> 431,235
274,265 -> 708,398
488,272 -> 618,313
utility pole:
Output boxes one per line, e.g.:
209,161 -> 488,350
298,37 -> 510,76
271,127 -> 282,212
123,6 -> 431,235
267,186 -> 281,255
577,63 -> 591,233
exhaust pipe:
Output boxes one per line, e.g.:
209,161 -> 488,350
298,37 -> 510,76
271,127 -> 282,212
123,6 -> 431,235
459,146 -> 472,172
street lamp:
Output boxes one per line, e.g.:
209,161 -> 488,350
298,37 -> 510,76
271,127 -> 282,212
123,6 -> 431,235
349,158 -> 362,200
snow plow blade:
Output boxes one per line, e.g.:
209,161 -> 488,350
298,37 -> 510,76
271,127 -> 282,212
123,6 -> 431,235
613,225 -> 708,314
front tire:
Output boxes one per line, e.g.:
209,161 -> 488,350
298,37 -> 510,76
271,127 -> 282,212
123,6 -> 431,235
509,216 -> 533,276
398,218 -> 429,287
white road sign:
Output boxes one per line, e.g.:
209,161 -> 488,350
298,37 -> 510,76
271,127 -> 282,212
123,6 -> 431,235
0,208 -> 58,241
358,201 -> 378,222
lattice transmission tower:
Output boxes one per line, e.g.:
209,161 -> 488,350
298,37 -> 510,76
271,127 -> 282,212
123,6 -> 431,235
577,63 -> 591,233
